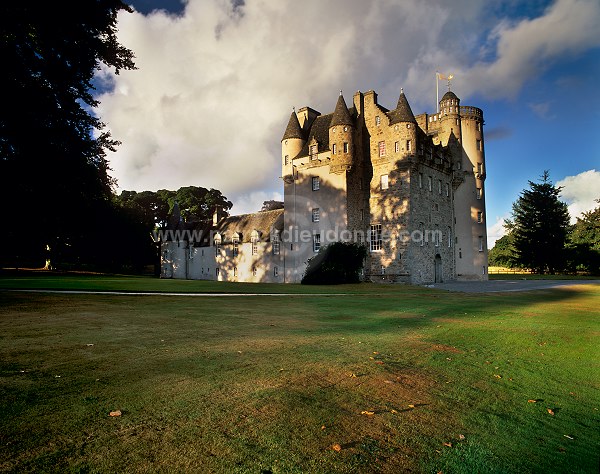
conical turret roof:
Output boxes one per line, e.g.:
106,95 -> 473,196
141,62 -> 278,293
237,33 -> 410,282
389,89 -> 417,125
330,93 -> 353,127
441,91 -> 459,102
282,111 -> 304,141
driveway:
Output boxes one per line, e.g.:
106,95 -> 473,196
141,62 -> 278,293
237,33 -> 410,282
428,279 -> 599,293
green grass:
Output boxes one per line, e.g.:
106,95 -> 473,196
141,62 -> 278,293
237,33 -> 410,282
0,275 -> 599,473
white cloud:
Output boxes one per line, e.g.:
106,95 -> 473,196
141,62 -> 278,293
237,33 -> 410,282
557,169 -> 600,222
487,214 -> 509,249
96,0 -> 600,210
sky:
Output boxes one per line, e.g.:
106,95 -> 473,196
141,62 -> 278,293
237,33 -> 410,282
95,0 -> 600,248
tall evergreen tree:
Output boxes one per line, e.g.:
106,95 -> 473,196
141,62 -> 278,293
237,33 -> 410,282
0,1 -> 135,268
505,171 -> 570,273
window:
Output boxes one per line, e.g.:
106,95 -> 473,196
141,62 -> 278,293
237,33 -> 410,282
420,223 -> 425,247
233,267 -> 237,277
313,234 -> 321,252
395,141 -> 399,153
477,163 -> 483,175
375,115 -> 380,126
310,144 -> 318,159
477,122 -> 481,132
274,266 -> 279,277
272,232 -> 280,255
476,187 -> 483,200
359,178 -> 363,190
434,227 -> 440,247
232,236 -> 239,257
360,209 -> 364,221
428,176 -> 432,192
448,227 -> 452,247
214,234 -> 221,256
252,267 -> 257,276
370,224 -> 382,251
476,139 -> 482,152
478,236 -> 484,252
251,231 -> 259,255
456,118 -> 459,125
445,183 -> 450,197
312,176 -> 320,191
381,265 -> 385,275
438,180 -> 442,194
378,141 -> 386,157
312,208 -> 320,222
406,140 -> 412,152
380,174 -> 389,190
477,211 -> 483,224
343,142 -> 349,153
216,268 -> 220,277
284,155 -> 289,165
332,143 -> 337,154
419,173 -> 423,188
457,161 -> 461,170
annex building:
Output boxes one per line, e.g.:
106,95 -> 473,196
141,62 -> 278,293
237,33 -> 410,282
161,86 -> 488,284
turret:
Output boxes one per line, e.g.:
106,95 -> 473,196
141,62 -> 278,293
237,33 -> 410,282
329,92 -> 354,173
281,110 -> 305,177
389,89 -> 417,157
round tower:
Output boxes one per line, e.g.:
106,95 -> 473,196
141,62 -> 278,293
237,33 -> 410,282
438,90 -> 462,148
281,109 -> 305,177
390,88 -> 418,156
329,92 -> 354,173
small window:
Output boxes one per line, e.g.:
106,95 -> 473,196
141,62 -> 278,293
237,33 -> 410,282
252,267 -> 257,276
274,266 -> 279,277
313,234 -> 321,252
233,267 -> 237,277
448,227 -> 452,247
232,236 -> 239,257
312,176 -> 320,191
360,209 -> 364,221
477,163 -> 483,175
395,141 -> 399,153
378,141 -> 386,157
476,187 -> 482,200
216,268 -> 220,277
251,231 -> 259,255
445,183 -> 450,197
332,143 -> 337,155
312,208 -> 320,222
343,142 -> 349,153
380,174 -> 389,190
359,178 -> 363,190
428,176 -> 432,192
370,224 -> 382,251
310,144 -> 318,158
477,211 -> 483,224
478,236 -> 484,252
272,232 -> 280,255
419,173 -> 423,188
438,180 -> 442,194
375,115 -> 380,126
477,122 -> 481,132
406,140 -> 412,152
476,139 -> 482,152
284,155 -> 289,165
214,235 -> 222,256
381,265 -> 385,275
457,161 -> 461,170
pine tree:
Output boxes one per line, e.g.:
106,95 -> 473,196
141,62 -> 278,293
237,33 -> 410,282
505,171 -> 570,273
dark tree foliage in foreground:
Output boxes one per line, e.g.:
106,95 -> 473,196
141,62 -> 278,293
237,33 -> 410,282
302,242 -> 367,285
261,200 -> 284,211
0,1 -> 135,268
505,171 -> 570,274
566,200 -> 600,274
487,234 -> 517,268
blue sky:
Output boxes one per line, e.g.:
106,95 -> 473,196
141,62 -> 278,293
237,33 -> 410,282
97,0 -> 600,247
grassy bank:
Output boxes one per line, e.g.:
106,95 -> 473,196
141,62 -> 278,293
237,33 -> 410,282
0,276 -> 598,472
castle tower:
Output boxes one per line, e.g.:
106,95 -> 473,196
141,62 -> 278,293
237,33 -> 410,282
329,92 -> 354,174
436,91 -> 488,280
281,110 -> 305,178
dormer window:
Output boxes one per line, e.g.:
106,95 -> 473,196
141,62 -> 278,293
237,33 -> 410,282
332,143 -> 337,155
251,230 -> 260,255
343,142 -> 349,153
214,233 -> 222,256
375,116 -> 380,126
232,234 -> 240,257
310,144 -> 318,160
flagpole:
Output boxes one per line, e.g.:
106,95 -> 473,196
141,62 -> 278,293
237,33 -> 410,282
436,72 -> 439,113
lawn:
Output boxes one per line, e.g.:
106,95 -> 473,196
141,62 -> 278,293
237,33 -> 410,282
0,275 -> 598,473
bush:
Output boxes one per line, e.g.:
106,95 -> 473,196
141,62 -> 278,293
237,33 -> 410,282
301,241 -> 367,285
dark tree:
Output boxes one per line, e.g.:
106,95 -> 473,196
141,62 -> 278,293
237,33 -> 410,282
174,186 -> 232,222
302,242 -> 367,285
488,234 -> 517,268
566,199 -> 600,274
505,171 -> 570,274
0,1 -> 135,268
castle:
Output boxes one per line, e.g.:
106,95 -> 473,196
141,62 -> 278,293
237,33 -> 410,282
161,86 -> 488,284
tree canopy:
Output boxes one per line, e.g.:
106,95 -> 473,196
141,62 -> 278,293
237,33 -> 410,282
0,2 -> 135,267
504,171 -> 570,273
302,242 -> 367,284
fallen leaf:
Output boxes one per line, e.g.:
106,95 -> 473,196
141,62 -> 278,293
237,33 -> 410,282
373,351 -> 379,355
390,409 -> 398,414
321,425 -> 326,431
86,344 -> 94,347
408,404 -> 415,408
361,411 -> 375,416
369,356 -> 374,360
547,408 -> 555,416
528,399 -> 537,403
109,410 -> 122,417
563,435 -> 573,440
458,434 -> 465,440
494,374 -> 502,379
443,442 -> 452,447
374,361 -> 385,365
349,373 -> 357,378
383,380 -> 393,384
332,444 -> 342,452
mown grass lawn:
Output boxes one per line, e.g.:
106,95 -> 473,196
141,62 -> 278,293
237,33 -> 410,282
0,275 -> 598,473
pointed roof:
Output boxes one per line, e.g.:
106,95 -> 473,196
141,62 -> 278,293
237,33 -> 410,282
441,91 -> 459,102
388,89 -> 417,125
329,93 -> 353,127
282,111 -> 304,141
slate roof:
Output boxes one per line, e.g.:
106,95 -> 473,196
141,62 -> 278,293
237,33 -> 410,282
282,111 -> 304,141
330,94 -> 353,127
296,105 -> 357,158
441,91 -> 459,102
387,90 -> 417,125
213,208 -> 284,243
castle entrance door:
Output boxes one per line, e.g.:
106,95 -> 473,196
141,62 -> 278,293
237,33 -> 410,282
434,255 -> 442,283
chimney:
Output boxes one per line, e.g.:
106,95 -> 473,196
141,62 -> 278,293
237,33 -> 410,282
213,206 -> 225,226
